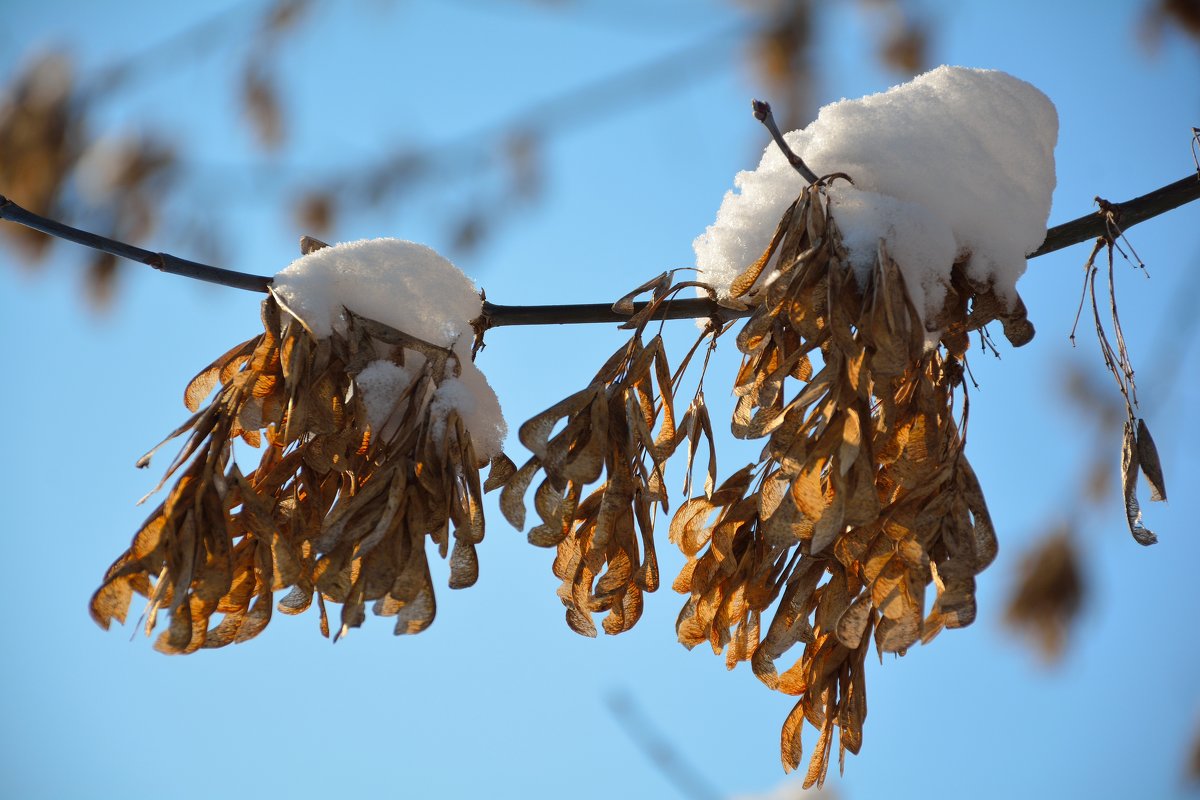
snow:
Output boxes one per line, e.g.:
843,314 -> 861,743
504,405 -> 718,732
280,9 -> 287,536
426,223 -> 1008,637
354,359 -> 416,431
272,238 -> 506,458
272,238 -> 481,344
694,66 -> 1058,328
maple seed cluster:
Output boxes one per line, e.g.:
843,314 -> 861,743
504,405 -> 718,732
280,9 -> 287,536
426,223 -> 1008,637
91,182 -> 1040,779
506,181 -> 1042,785
500,273 -> 718,637
90,292 -> 495,651
86,177 -> 1170,784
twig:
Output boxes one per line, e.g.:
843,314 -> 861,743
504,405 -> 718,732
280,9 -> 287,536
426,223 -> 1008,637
3,173 -> 1200,326
751,99 -> 820,184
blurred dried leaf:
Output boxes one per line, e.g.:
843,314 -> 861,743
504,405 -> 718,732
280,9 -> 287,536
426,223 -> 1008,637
1165,0 -> 1200,35
263,0 -> 311,35
85,251 -> 119,310
1144,0 -> 1200,46
0,52 -> 82,262
1004,528 -> 1084,663
752,2 -> 813,130
1082,454 -> 1113,503
1189,717 -> 1200,784
858,0 -> 928,75
295,192 -> 334,234
241,61 -> 284,149
880,20 -> 927,75
73,132 -> 178,309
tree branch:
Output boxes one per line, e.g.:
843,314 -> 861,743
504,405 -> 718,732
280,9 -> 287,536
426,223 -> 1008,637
1028,174 -> 1200,257
3,172 -> 1199,326
0,194 -> 271,292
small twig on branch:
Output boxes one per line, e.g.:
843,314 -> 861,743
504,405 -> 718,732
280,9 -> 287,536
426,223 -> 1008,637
751,99 -> 821,184
3,173 -> 1200,327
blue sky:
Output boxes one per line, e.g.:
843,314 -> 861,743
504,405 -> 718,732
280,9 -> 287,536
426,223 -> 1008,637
1,2 -> 1198,798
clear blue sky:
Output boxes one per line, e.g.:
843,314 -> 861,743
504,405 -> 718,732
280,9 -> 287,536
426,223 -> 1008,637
1,2 -> 1198,799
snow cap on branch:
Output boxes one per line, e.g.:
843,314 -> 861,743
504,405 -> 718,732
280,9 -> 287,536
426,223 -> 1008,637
272,237 -> 506,458
696,66 -> 1058,325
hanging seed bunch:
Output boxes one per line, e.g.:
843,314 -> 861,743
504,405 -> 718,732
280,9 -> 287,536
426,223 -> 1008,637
1070,208 -> 1167,546
91,238 -> 506,652
502,273 -> 720,637
674,179 -> 1050,784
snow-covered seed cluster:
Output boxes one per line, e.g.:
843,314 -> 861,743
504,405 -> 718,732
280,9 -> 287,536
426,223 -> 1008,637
695,65 -> 1058,340
92,239 -> 508,650
677,66 -> 1059,783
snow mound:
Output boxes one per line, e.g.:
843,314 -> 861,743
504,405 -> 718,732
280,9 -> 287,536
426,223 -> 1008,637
272,238 -> 506,458
695,66 -> 1058,325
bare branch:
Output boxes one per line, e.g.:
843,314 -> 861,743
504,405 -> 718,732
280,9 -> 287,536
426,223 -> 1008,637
1029,174 -> 1200,257
3,172 -> 1200,326
0,194 -> 271,292
478,296 -> 733,329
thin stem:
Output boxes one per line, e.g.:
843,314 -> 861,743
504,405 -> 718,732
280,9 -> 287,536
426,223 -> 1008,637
751,99 -> 820,184
3,172 -> 1200,325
